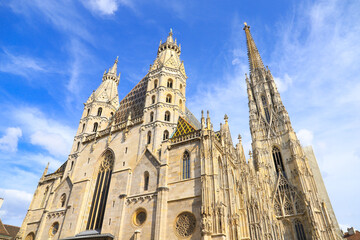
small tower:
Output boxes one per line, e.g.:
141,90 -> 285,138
144,29 -> 187,151
67,58 -> 120,165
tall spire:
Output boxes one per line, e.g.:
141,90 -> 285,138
166,28 -> 174,43
243,22 -> 265,73
109,56 -> 118,74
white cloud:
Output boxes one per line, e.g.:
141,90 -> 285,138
273,73 -> 293,92
84,0 -> 119,15
12,107 -> 75,157
0,50 -> 47,78
0,188 -> 33,226
0,127 -> 22,152
297,129 -> 313,146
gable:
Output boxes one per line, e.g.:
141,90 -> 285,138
172,117 -> 196,138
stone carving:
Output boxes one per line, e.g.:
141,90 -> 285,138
175,212 -> 196,237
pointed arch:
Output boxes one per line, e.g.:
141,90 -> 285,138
150,112 -> 154,122
82,123 -> 86,132
261,95 -> 270,123
151,95 -> 156,104
154,79 -> 158,89
97,107 -> 103,116
144,171 -> 149,191
164,111 -> 170,121
93,122 -> 98,132
166,94 -> 172,103
294,219 -> 306,240
60,193 -> 66,208
87,150 -> 114,231
182,151 -> 190,179
167,79 -> 173,88
272,146 -> 285,176
147,131 -> 152,144
163,130 -> 169,140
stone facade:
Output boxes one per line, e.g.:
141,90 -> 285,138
16,26 -> 342,240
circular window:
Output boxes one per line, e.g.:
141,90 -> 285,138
175,212 -> 196,237
25,233 -> 35,240
49,222 -> 59,237
133,208 -> 147,226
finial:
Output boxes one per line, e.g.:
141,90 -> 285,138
170,28 -> 173,33
115,56 -> 119,63
224,114 -> 228,123
201,110 -> 204,118
238,134 -> 242,141
159,40 -> 162,46
207,110 -> 210,118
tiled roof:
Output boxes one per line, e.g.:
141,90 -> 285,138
344,231 -> 360,240
115,77 -> 148,124
3,224 -> 20,239
0,219 -> 10,236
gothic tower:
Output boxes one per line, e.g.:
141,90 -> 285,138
243,23 -> 341,239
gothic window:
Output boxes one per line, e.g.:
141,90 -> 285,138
179,99 -> 183,109
163,130 -> 169,140
60,193 -> 66,208
151,95 -> 156,104
25,232 -> 35,240
182,151 -> 190,179
166,94 -> 172,103
261,95 -> 270,123
144,171 -> 149,191
93,122 -> 98,132
147,131 -> 152,144
167,79 -> 173,88
87,151 -> 114,231
180,84 -> 183,92
175,212 -> 196,237
164,111 -> 170,122
82,123 -> 85,133
76,142 -> 80,151
87,109 -> 90,116
272,147 -> 286,177
41,186 -> 49,208
295,220 -> 307,240
150,112 -> 154,122
70,161 -> 74,171
218,157 -> 223,188
154,80 -> 158,89
97,107 -> 102,116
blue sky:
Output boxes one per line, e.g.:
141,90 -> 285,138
0,0 -> 359,232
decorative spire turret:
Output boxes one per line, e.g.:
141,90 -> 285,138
157,28 -> 181,56
103,57 -> 120,84
243,22 -> 265,73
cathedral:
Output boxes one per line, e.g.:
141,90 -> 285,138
16,24 -> 342,240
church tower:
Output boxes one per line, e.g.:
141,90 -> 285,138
243,23 -> 340,239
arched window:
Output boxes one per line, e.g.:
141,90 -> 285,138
295,220 -> 306,240
164,111 -> 170,122
261,95 -> 270,123
144,171 -> 149,191
167,79 -> 173,88
110,112 -> 113,117
180,84 -> 183,91
93,122 -> 98,132
163,130 -> 169,140
60,193 -> 66,208
272,147 -> 286,177
151,95 -> 156,104
182,151 -> 190,179
147,131 -> 152,144
87,151 -> 114,231
154,80 -> 158,89
87,109 -> 90,116
97,107 -> 102,116
150,112 -> 154,122
179,99 -> 183,109
166,94 -> 172,103
82,123 -> 85,133
76,142 -> 80,151
70,161 -> 74,171
218,157 -> 223,188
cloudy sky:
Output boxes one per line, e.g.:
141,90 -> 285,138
0,0 -> 359,232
